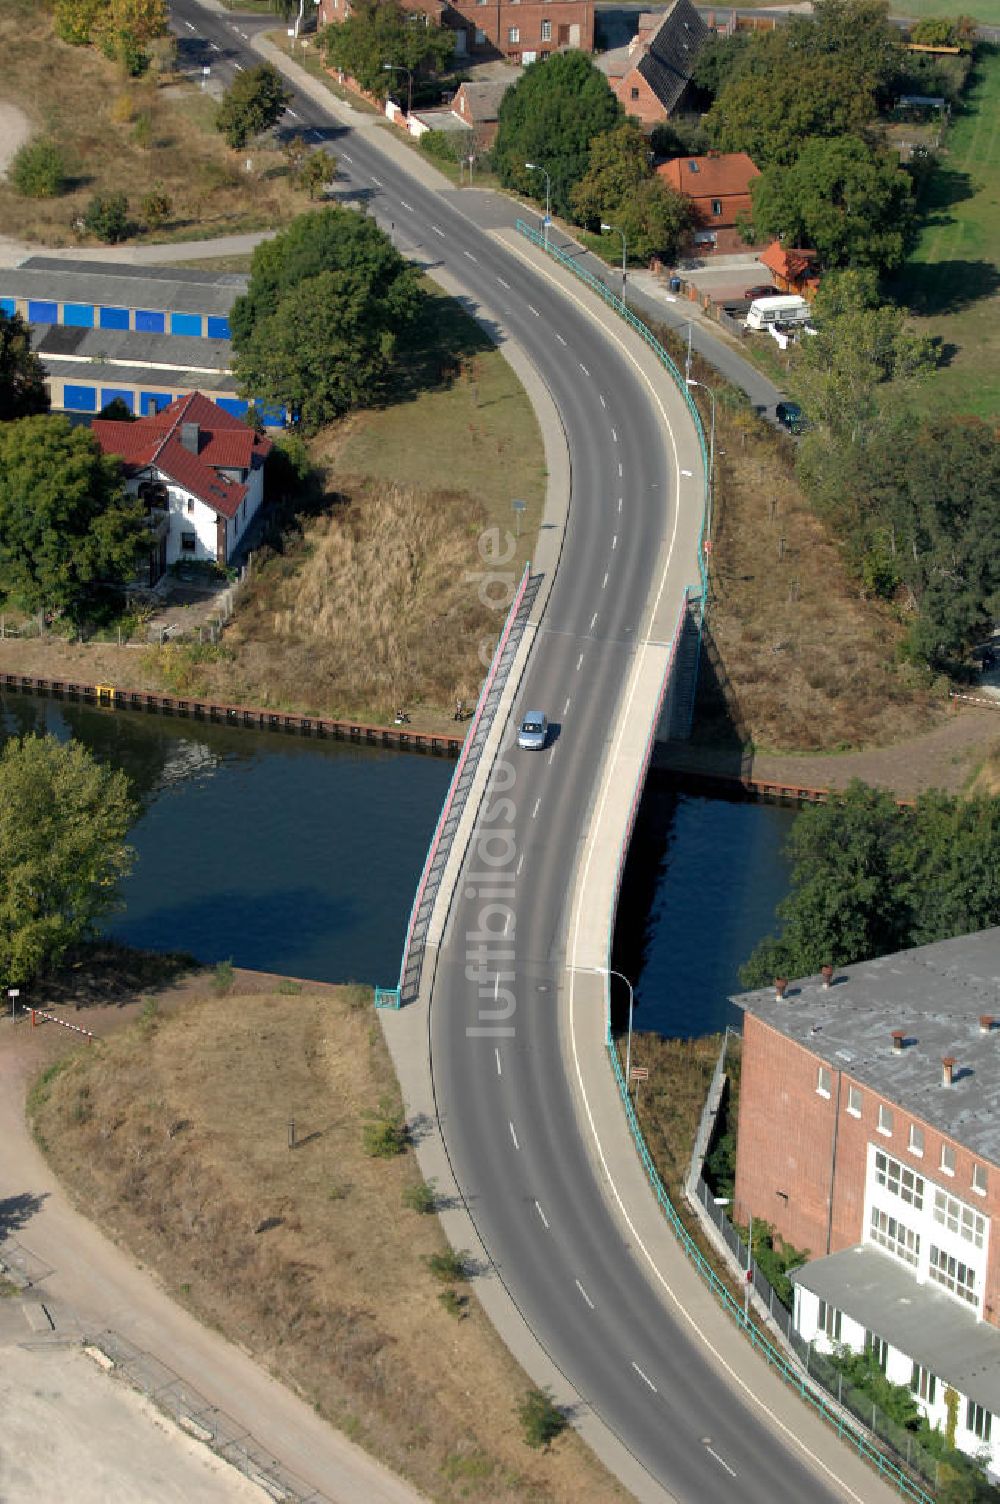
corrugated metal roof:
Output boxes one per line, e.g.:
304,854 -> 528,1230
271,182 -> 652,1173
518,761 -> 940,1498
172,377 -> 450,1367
793,1244 -> 1000,1412
2,258 -> 246,318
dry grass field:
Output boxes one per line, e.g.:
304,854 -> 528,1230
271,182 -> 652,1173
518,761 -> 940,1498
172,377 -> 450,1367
29,977 -> 625,1504
694,398 -> 947,754
0,0 -> 306,246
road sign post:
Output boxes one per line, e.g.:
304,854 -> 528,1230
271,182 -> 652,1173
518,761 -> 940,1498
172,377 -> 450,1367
512,498 -> 527,537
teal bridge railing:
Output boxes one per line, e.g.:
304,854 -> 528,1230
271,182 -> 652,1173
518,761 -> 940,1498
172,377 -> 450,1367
511,217 -> 934,1502
514,218 -> 709,612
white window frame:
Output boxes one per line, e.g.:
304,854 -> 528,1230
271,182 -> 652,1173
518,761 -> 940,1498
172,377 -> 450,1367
816,1065 -> 832,1099
929,1244 -> 977,1306
968,1400 -> 992,1443
941,1143 -> 956,1176
911,1364 -> 937,1404
540,17 -> 551,39
817,1299 -> 841,1342
870,1205 -> 920,1267
973,1163 -> 988,1197
874,1150 -> 924,1210
846,1084 -> 862,1117
507,24 -> 519,42
877,1103 -> 894,1137
933,1187 -> 986,1248
909,1123 -> 924,1157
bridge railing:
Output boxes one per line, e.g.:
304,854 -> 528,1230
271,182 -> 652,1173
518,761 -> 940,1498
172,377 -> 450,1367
514,219 -> 709,610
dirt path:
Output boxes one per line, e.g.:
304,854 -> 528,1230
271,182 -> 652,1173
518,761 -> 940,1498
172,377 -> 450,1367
0,102 -> 30,180
0,1003 -> 425,1504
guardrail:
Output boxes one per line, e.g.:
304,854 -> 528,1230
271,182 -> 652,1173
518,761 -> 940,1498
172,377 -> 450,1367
377,564 -> 533,1008
607,1041 -> 933,1501
514,219 -> 710,611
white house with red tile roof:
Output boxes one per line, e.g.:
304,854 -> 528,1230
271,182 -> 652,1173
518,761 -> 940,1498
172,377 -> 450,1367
91,392 -> 272,580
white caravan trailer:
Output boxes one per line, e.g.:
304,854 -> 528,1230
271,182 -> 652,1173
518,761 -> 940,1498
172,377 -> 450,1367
746,294 -> 811,330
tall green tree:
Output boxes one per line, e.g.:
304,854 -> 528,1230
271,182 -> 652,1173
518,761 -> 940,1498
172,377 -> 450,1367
323,0 -> 454,98
493,52 -> 623,216
0,311 -> 50,424
0,734 -> 136,983
570,123 -> 651,226
741,781 -> 1000,986
0,415 -> 146,618
231,208 -> 421,429
216,63 -> 292,149
750,135 -> 916,271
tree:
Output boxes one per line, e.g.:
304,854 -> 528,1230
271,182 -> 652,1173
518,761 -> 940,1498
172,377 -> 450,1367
83,192 -> 130,243
0,734 -> 136,983
296,148 -> 338,201
54,0 -> 106,45
9,141 -> 67,199
230,208 -> 421,430
216,63 -> 292,150
0,311 -> 50,424
570,123 -> 651,227
909,15 -> 976,52
517,1388 -> 567,1449
493,51 -> 623,217
741,782 -> 1000,986
55,0 -> 168,72
610,178 -> 692,263
0,415 -> 146,618
323,0 -> 454,99
750,136 -> 916,271
792,271 -> 935,445
140,185 -> 172,229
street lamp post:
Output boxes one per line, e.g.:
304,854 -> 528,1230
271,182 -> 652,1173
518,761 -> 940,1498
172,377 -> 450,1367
600,221 -> 627,291
382,61 -> 413,119
593,966 -> 635,1090
524,162 -> 552,251
686,377 -> 717,547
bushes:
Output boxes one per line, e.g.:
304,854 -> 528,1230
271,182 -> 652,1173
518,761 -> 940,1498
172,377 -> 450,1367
82,192 -> 129,242
10,140 -> 67,199
517,1388 -> 567,1450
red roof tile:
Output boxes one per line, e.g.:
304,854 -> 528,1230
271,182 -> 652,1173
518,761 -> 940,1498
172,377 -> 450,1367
657,151 -> 760,199
760,241 -> 819,280
92,391 -> 272,521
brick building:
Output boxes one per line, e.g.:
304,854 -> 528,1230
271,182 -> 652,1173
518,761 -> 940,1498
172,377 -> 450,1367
596,0 -> 709,127
733,928 -> 1000,1473
318,0 -> 592,62
656,151 -> 760,253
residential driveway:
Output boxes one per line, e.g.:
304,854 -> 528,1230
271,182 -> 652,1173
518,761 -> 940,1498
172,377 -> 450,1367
0,1018 -> 425,1504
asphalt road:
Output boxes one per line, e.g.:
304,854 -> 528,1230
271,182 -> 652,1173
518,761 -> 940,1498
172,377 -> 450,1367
172,7 -> 863,1500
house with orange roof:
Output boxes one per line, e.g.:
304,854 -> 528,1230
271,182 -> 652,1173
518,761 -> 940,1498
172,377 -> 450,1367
759,240 -> 821,299
91,392 -> 271,584
656,150 -> 762,253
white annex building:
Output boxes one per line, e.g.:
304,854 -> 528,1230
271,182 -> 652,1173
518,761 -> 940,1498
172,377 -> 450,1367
92,391 -> 271,584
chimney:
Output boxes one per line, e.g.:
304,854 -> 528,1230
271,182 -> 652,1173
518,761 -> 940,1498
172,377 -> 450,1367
891,1030 -> 905,1054
821,964 -> 834,989
180,421 -> 200,454
980,1014 -> 994,1034
774,977 -> 788,1001
942,1056 -> 956,1088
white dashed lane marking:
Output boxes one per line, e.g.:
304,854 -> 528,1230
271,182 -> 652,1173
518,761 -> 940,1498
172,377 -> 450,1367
631,1362 -> 657,1393
509,1120 -> 519,1149
575,1280 -> 595,1309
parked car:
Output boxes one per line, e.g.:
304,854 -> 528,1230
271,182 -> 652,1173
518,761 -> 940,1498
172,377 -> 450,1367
517,711 -> 548,750
776,401 -> 806,434
743,283 -> 777,301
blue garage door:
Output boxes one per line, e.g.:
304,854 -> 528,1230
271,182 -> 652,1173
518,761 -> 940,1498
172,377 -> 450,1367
0,297 -> 15,318
135,309 -> 166,333
28,300 -> 59,324
140,390 -> 173,416
64,384 -> 97,411
207,316 -> 231,339
100,388 -> 135,414
216,397 -> 249,419
63,303 -> 95,328
99,305 -> 130,330
170,312 -> 202,337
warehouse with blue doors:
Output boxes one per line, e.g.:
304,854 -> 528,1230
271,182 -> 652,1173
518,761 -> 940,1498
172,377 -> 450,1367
0,256 -> 285,426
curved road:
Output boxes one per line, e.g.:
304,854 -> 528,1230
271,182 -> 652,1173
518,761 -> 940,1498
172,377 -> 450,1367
172,8 -> 892,1502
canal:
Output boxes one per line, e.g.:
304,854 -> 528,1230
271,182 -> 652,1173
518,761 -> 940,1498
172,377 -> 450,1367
0,694 -> 796,1033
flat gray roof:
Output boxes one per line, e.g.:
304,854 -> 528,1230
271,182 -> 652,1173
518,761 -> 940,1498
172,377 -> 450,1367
733,928 -> 1000,1163
793,1244 -> 1000,1413
3,258 -> 246,317
34,324 -> 231,372
42,358 -> 237,394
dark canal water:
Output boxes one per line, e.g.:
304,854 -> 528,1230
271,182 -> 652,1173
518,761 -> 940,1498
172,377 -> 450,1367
0,694 -> 796,1035
613,777 -> 797,1039
0,692 -> 452,988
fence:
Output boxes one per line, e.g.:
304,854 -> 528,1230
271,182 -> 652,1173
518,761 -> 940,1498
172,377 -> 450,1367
84,1330 -> 331,1504
377,564 -> 537,1008
514,218 -> 710,613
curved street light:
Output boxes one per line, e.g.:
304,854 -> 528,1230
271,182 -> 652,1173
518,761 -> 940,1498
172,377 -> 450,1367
524,161 -> 552,250
382,61 -> 413,118
600,221 -> 627,290
591,965 -> 636,1089
686,377 -> 717,548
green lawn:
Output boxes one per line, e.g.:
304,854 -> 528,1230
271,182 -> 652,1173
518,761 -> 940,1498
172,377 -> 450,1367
897,45 -> 1000,418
